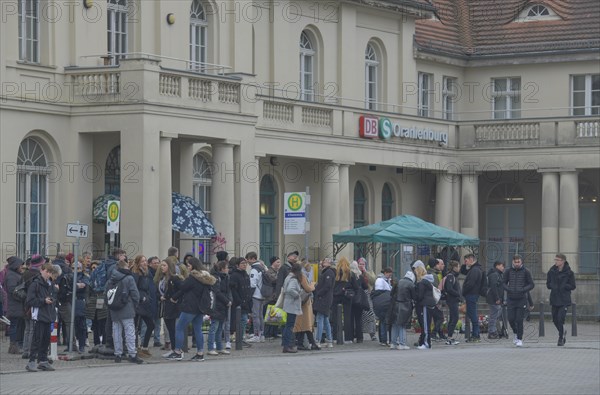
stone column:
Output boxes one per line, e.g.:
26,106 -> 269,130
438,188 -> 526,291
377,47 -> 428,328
321,162 -> 340,258
159,136 -> 173,258
337,163 -> 352,259
211,143 -> 236,256
559,171 -> 580,272
452,173 -> 461,232
435,172 -> 454,229
178,142 -> 194,256
541,171 -> 560,273
460,173 -> 479,238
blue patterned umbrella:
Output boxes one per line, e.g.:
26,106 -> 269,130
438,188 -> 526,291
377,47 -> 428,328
171,192 -> 217,237
92,193 -> 217,237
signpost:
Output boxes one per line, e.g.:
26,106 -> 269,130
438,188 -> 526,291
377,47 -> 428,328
65,221 -> 88,354
106,200 -> 120,251
283,189 -> 311,261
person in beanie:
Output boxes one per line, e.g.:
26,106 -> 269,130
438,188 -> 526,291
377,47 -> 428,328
276,251 -> 298,299
5,256 -> 25,354
25,262 -> 57,372
486,261 -> 505,339
546,253 -> 576,346
503,254 -> 534,347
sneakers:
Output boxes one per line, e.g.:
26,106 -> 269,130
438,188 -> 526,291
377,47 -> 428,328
390,344 -> 398,350
515,339 -> 523,347
115,355 -> 122,363
488,332 -> 499,339
190,353 -> 205,362
165,351 -> 183,361
311,344 -> 321,350
466,337 -> 481,343
260,335 -> 266,343
398,345 -> 410,350
246,335 -> 261,343
513,335 -> 519,345
37,361 -> 55,371
225,342 -> 232,350
445,338 -> 460,345
217,349 -> 230,355
207,350 -> 219,356
417,344 -> 430,350
128,355 -> 144,364
0,316 -> 11,325
327,342 -> 334,348
558,336 -> 566,346
26,361 -> 38,372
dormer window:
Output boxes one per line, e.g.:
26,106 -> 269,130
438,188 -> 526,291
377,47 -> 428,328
517,4 -> 560,22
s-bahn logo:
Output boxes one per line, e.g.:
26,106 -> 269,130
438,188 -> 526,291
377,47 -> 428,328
359,115 -> 449,146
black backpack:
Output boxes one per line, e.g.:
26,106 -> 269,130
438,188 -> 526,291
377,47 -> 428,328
106,276 -> 129,311
199,286 -> 216,315
57,273 -> 74,304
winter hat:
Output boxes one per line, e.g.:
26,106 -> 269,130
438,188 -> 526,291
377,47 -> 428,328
404,271 -> 415,283
427,258 -> 437,268
269,256 -> 280,265
65,253 -> 74,264
30,254 -> 46,270
424,274 -> 435,283
216,251 -> 228,261
7,256 -> 24,267
411,260 -> 425,270
287,250 -> 299,258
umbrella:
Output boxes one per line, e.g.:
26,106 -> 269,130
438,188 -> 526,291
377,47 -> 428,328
92,194 -> 120,223
92,193 -> 217,238
171,192 -> 217,237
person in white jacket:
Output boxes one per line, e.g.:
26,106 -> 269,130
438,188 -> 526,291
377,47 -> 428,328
247,252 -> 266,343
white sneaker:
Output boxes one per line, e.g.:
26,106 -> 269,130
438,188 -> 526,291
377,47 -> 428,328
246,336 -> 261,343
162,350 -> 173,358
513,335 -> 518,345
515,339 -> 523,347
260,335 -> 265,343
225,342 -> 232,350
399,345 -> 410,350
390,344 -> 398,350
328,342 -> 334,348
207,350 -> 218,356
417,344 -> 430,350
217,349 -> 230,355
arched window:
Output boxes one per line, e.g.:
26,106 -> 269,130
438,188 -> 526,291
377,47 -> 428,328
190,0 -> 207,71
580,180 -> 599,274
193,153 -> 212,216
300,31 -> 315,102
16,138 -> 49,257
107,0 -> 128,65
381,183 -> 394,221
527,5 -> 550,17
485,183 -> 525,266
105,146 -> 120,195
365,43 -> 379,110
260,175 -> 277,260
354,182 -> 367,258
517,4 -> 559,22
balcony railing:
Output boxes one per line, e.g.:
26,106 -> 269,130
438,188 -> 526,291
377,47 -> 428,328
475,123 -> 540,143
576,120 -> 600,138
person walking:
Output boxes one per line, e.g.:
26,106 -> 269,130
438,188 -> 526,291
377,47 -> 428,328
546,253 -> 576,346
460,252 -> 484,342
503,254 -> 534,347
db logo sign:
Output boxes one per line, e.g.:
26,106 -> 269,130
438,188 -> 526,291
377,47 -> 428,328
359,116 -> 378,138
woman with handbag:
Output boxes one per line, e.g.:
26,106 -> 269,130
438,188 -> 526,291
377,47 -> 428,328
281,263 -> 303,353
155,259 -> 181,355
333,257 -> 360,344
292,264 -> 318,350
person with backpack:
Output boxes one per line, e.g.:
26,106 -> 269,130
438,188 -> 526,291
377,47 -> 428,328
460,252 -> 484,343
503,254 -> 534,347
106,259 -> 143,364
546,253 -> 576,347
486,261 -> 505,339
166,257 -> 217,361
388,271 -> 416,350
248,252 -> 266,343
207,260 -> 232,356
427,258 -> 446,342
4,256 -> 25,354
131,255 -> 156,358
443,260 -> 462,345
25,262 -> 57,372
415,267 -> 436,349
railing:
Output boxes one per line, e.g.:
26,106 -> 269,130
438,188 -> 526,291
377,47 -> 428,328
302,106 -> 332,127
218,82 -> 240,104
68,70 -> 121,95
189,78 -> 212,102
264,101 -> 294,123
576,120 -> 600,138
159,74 -> 182,97
475,122 -> 540,142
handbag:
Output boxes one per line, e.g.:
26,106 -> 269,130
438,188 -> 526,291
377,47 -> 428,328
264,304 -> 287,326
275,291 -> 285,309
343,288 -> 356,302
353,289 -> 370,311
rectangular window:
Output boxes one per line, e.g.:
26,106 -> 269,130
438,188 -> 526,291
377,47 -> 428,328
492,77 -> 521,119
107,0 -> 128,65
418,72 -> 433,117
18,0 -> 39,63
300,53 -> 314,101
442,76 -> 457,120
572,74 -> 600,116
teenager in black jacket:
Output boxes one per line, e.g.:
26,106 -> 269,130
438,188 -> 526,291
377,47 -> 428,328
229,258 -> 253,343
444,261 -> 462,345
313,259 -> 335,347
546,253 -> 576,346
503,255 -> 534,347
486,261 -> 505,339
415,267 -> 436,349
208,260 -> 232,355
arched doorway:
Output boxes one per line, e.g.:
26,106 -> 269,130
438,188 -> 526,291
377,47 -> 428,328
260,175 -> 277,260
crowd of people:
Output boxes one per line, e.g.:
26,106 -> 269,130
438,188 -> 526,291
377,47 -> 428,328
0,247 -> 576,372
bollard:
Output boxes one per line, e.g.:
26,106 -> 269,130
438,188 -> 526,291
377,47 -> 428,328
50,320 -> 58,361
336,304 -> 343,345
235,306 -> 243,351
464,314 -> 471,341
539,302 -> 545,337
571,303 -> 577,337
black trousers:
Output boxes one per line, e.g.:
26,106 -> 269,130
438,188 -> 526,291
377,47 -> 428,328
446,301 -> 459,338
430,306 -> 444,337
552,305 -> 569,339
417,305 -> 433,347
135,314 -> 155,348
164,318 -> 176,349
29,320 -> 50,363
507,298 -> 527,340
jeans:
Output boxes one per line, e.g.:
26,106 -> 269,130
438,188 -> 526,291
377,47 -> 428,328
208,319 -> 224,351
465,294 -> 480,338
223,306 -> 231,343
252,298 -> 265,337
552,305 -> 569,339
446,301 -> 459,338
282,313 -> 297,348
22,318 -> 34,353
175,312 -> 204,353
488,304 -> 502,334
507,298 -> 527,340
315,312 -> 332,343
390,324 -> 407,346
112,318 -> 136,357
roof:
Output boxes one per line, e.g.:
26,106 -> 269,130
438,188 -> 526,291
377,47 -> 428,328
415,0 -> 600,58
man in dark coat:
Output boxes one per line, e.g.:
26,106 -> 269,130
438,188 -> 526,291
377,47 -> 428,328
229,258 -> 252,343
460,252 -> 484,342
486,261 -> 505,339
4,256 -> 25,354
313,258 -> 335,346
503,254 -> 534,347
546,253 -> 576,346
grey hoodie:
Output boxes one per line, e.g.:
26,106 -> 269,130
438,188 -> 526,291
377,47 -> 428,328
107,268 -> 140,322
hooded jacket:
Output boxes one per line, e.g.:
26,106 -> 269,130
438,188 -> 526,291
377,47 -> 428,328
275,261 -> 292,298
211,271 -> 231,321
546,262 -> 576,307
5,258 -> 24,318
503,264 -> 534,301
229,267 -> 253,313
416,274 -> 437,308
172,269 -> 217,315
444,271 -> 462,304
107,268 -> 140,322
486,267 -> 505,305
133,270 -> 157,318
25,274 -> 57,323
461,262 -> 483,297
313,265 -> 335,315
388,272 -> 416,326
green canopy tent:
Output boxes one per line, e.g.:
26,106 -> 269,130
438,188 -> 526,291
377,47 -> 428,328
332,215 -> 479,269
